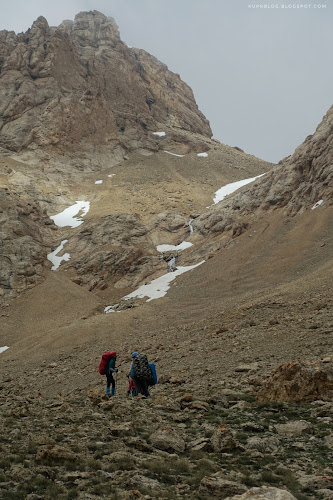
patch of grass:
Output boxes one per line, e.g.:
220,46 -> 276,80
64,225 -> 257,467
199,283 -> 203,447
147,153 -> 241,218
260,470 -> 280,484
142,457 -> 190,475
236,431 -> 248,444
85,458 -> 103,471
273,467 -> 308,500
90,482 -> 117,496
185,458 -> 218,488
66,488 -> 79,499
240,474 -> 260,487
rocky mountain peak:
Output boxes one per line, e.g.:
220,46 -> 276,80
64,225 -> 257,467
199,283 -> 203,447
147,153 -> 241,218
0,11 -> 212,153
73,10 -> 121,48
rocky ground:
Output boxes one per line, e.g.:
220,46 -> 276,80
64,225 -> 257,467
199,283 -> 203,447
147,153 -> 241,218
0,10 -> 332,500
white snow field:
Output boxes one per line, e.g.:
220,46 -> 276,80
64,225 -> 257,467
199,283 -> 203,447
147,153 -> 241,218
0,346 -> 9,354
197,152 -> 208,157
156,242 -> 193,252
47,240 -> 71,271
213,174 -> 265,204
124,261 -> 205,302
50,201 -> 90,228
95,180 -> 103,185
153,132 -> 166,137
104,261 -> 205,312
312,200 -> 324,210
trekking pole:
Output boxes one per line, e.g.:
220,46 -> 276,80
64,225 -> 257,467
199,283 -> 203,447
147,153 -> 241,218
115,371 -> 118,396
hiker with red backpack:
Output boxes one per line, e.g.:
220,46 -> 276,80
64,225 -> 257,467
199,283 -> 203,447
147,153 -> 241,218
98,351 -> 118,395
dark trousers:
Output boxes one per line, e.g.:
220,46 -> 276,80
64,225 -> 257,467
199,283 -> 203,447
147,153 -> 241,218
133,378 -> 150,397
106,372 -> 115,389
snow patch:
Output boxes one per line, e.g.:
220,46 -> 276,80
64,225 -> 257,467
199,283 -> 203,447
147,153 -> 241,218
124,261 -> 205,302
47,240 -> 71,271
50,201 -> 90,228
164,150 -> 185,158
197,152 -> 208,157
95,180 -> 103,185
311,200 -> 324,210
0,346 -> 9,354
108,174 -> 116,178
153,132 -> 166,137
157,242 -> 193,252
104,305 -> 118,314
213,174 -> 266,204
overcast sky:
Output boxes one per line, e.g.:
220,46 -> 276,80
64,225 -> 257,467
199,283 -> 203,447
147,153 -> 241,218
1,0 -> 332,163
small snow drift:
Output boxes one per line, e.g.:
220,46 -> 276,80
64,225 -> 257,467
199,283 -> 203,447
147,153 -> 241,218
164,151 -> 184,158
157,242 -> 193,252
95,180 -> 103,185
50,201 -> 90,228
213,174 -> 265,204
47,240 -> 71,271
312,200 -> 324,210
0,346 -> 9,354
124,261 -> 205,302
153,132 -> 166,137
197,152 -> 208,157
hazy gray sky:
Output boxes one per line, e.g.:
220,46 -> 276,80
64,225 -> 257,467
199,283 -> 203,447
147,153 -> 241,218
1,0 -> 332,163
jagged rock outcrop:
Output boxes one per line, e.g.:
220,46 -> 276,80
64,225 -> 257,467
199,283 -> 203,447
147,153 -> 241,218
0,10 -> 212,153
0,187 -> 55,299
194,106 -> 333,237
256,359 -> 333,403
67,214 -> 163,291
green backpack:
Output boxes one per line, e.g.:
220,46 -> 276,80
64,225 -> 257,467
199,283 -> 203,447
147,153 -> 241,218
133,354 -> 152,380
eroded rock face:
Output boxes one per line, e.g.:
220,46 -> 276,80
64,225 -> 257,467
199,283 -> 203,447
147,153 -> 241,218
68,214 -> 163,291
194,106 -> 333,237
0,187 -> 55,300
0,11 -> 212,153
256,360 -> 333,403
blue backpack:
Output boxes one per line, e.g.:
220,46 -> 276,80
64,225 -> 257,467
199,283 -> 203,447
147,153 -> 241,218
148,362 -> 157,386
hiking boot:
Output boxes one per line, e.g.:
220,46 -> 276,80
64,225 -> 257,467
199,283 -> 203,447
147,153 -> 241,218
111,387 -> 115,396
106,387 -> 110,395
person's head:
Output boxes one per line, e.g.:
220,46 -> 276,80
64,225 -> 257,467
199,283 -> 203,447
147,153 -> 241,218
110,351 -> 117,358
131,352 -> 138,358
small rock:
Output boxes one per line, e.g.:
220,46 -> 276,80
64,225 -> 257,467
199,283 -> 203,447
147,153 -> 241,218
224,486 -> 297,499
210,424 -> 237,452
36,444 -> 76,462
149,426 -> 185,453
274,420 -> 312,437
199,474 -> 247,499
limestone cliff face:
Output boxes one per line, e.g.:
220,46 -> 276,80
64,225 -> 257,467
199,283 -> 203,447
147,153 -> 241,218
0,186 -> 55,298
0,10 -> 212,153
194,106 -> 333,237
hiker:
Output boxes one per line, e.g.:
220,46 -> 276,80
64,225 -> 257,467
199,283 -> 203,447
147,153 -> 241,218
128,352 -> 151,398
98,351 -> 118,395
127,376 -> 136,397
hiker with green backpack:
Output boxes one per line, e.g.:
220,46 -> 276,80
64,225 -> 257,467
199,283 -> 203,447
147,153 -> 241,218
128,352 -> 152,398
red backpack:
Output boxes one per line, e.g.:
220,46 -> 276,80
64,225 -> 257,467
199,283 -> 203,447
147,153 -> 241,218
98,351 -> 116,375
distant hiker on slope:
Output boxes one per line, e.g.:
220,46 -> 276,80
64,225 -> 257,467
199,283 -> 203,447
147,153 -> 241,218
98,351 -> 118,395
128,352 -> 152,398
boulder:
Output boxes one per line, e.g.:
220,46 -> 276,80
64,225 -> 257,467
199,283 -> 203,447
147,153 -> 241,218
256,360 -> 333,402
274,420 -> 313,437
224,486 -> 296,499
36,444 -> 76,462
246,436 -> 280,454
210,424 -> 238,452
199,475 -> 247,499
149,426 -> 185,453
